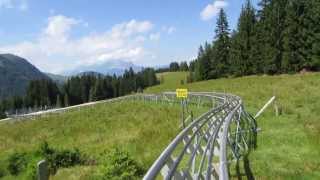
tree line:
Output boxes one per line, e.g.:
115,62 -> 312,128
0,68 -> 158,118
155,61 -> 190,73
190,0 -> 319,82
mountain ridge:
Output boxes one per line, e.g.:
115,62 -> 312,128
65,59 -> 143,76
0,54 -> 49,99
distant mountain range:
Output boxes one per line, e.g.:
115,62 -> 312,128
66,60 -> 142,76
0,54 -> 147,100
0,54 -> 49,100
45,72 -> 68,84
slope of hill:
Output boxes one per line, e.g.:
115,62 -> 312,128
146,72 -> 320,178
45,73 -> 67,84
0,72 -> 319,179
0,54 -> 49,99
0,100 -> 205,179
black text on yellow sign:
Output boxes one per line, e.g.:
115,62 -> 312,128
176,89 -> 188,98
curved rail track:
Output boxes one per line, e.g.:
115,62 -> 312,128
0,92 -> 258,180
141,92 -> 258,180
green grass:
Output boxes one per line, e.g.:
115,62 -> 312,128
0,100 -> 205,179
1,72 -> 320,179
155,72 -> 189,91
146,72 -> 320,179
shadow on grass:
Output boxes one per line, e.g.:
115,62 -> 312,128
235,155 -> 255,180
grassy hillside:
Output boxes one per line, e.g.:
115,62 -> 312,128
0,100 -> 205,179
1,72 -> 319,179
146,72 -> 320,179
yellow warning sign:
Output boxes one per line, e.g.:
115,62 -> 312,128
176,89 -> 188,98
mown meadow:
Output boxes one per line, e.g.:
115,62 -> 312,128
0,100 -> 205,179
146,72 -> 320,179
1,72 -> 319,179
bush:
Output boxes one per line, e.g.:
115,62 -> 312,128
7,152 -> 27,175
0,166 -> 5,178
102,148 -> 145,180
23,160 -> 38,180
39,141 -> 85,174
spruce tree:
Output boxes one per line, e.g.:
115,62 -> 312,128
263,0 -> 288,74
0,103 -> 6,119
194,45 -> 205,81
231,0 -> 257,75
308,0 -> 320,70
254,0 -> 272,74
282,0 -> 306,72
56,95 -> 61,108
202,42 -> 212,79
212,8 -> 231,78
229,31 -> 240,75
64,93 -> 69,107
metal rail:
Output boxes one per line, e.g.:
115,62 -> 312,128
0,91 -> 257,180
143,92 -> 257,180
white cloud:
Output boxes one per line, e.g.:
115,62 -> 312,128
167,27 -> 176,34
0,0 -> 28,11
43,15 -> 80,40
200,0 -> 228,21
0,15 -> 155,73
149,33 -> 160,41
162,26 -> 176,35
111,19 -> 153,38
43,15 -> 79,41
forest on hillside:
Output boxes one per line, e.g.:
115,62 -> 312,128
154,0 -> 320,82
1,0 -> 319,118
0,68 -> 158,118
189,0 -> 320,81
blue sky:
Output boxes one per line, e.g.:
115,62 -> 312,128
0,0 -> 259,74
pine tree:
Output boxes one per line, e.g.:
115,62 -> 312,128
0,103 -> 6,119
169,62 -> 180,71
194,45 -> 205,81
282,0 -> 305,72
202,42 -> 212,79
236,0 -> 256,75
179,61 -> 189,71
261,0 -> 288,74
308,0 -> 320,70
254,0 -> 273,74
64,93 -> 69,107
229,31 -> 241,76
56,95 -> 61,108
212,8 -> 231,78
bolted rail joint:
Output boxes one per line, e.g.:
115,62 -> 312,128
143,92 -> 258,180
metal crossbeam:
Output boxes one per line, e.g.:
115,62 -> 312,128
143,92 -> 257,180
0,91 -> 257,180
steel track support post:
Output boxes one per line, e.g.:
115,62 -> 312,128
181,99 -> 185,128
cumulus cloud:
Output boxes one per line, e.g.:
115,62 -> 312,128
162,26 -> 176,35
200,0 -> 228,21
43,15 -> 79,41
0,15 -> 155,73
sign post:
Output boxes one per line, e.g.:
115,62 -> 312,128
176,89 -> 188,128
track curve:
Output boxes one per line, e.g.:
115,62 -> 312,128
143,92 -> 257,180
